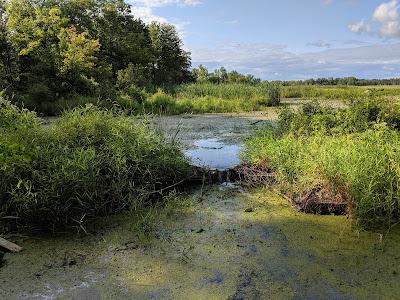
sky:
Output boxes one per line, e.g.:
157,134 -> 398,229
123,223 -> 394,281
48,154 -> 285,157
128,0 -> 400,80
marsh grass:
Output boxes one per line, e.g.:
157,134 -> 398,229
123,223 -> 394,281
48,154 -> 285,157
244,99 -> 400,228
281,85 -> 400,100
0,99 -> 191,230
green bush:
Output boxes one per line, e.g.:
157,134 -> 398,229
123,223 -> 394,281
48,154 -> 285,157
147,90 -> 177,114
278,99 -> 400,136
265,83 -> 281,106
244,129 -> 400,227
244,99 -> 400,227
0,99 -> 191,230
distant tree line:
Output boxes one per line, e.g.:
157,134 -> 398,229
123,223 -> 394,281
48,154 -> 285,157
277,77 -> 400,86
0,0 -> 192,106
190,67 -> 400,87
191,65 -> 262,85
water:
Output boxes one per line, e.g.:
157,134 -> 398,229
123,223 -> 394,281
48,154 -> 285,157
185,138 -> 242,171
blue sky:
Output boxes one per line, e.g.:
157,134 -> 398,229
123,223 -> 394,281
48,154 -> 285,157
129,0 -> 400,80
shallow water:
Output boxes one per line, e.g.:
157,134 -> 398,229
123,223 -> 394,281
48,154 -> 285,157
185,138 -> 242,171
2,112 -> 400,299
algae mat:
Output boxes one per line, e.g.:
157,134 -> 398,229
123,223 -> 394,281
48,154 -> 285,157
0,185 -> 399,299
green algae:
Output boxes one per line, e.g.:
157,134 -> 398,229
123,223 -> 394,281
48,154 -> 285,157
1,186 -> 399,299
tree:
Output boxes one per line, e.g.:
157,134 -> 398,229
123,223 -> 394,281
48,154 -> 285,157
192,65 -> 209,83
149,22 -> 192,87
0,0 -> 16,90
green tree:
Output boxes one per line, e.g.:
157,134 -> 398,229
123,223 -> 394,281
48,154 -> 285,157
0,0 -> 16,90
149,22 -> 192,87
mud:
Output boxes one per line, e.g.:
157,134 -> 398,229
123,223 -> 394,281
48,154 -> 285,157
1,110 -> 399,299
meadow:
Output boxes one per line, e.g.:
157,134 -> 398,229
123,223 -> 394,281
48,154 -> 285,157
105,83 -> 400,116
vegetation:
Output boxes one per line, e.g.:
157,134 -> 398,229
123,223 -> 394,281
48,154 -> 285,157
279,77 -> 400,86
0,0 -> 191,114
281,85 -> 400,100
0,98 -> 191,230
244,100 -> 400,228
191,65 -> 261,85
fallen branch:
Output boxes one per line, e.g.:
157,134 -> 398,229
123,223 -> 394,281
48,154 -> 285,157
0,237 -> 23,252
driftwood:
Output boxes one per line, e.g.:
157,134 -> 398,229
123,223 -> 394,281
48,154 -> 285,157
0,237 -> 23,252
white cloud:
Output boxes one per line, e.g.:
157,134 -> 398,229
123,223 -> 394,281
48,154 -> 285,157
349,0 -> 400,38
130,0 -> 202,8
130,6 -> 168,23
308,40 -> 332,48
348,19 -> 372,34
128,0 -> 201,37
373,0 -> 400,37
191,42 -> 400,79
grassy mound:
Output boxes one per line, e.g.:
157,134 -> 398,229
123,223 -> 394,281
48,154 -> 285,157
244,99 -> 400,228
0,99 -> 191,230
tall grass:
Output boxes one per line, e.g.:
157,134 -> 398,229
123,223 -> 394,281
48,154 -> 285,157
282,85 -> 400,100
244,99 -> 400,227
0,99 -> 191,230
173,82 -> 281,112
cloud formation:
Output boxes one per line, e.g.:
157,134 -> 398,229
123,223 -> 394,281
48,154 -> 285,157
191,42 -> 400,79
349,0 -> 400,38
130,0 -> 201,8
128,0 -> 201,36
308,40 -> 332,48
373,0 -> 400,37
348,19 -> 372,34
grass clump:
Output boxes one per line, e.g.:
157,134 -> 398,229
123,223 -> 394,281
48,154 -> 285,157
244,99 -> 400,228
0,99 -> 191,230
173,82 -> 281,113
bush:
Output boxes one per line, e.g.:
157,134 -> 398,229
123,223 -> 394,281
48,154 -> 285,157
244,99 -> 400,228
244,129 -> 400,227
0,99 -> 191,230
147,90 -> 177,114
278,98 -> 400,136
264,83 -> 281,106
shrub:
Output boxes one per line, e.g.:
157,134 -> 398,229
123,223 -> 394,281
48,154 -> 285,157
244,129 -> 400,227
265,83 -> 281,106
0,99 -> 191,230
147,90 -> 177,114
244,99 -> 400,228
278,98 -> 400,136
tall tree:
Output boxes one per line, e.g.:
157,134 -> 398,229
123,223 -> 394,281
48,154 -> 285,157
0,0 -> 16,91
149,22 -> 192,87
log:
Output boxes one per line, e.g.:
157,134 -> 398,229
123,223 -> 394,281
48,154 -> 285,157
0,237 -> 23,253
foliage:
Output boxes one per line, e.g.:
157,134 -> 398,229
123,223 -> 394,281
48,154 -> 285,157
278,99 -> 400,135
149,22 -> 192,88
0,0 -> 192,115
0,99 -> 191,229
175,82 -> 281,106
244,99 -> 400,227
191,65 -> 261,85
281,85 -> 400,100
